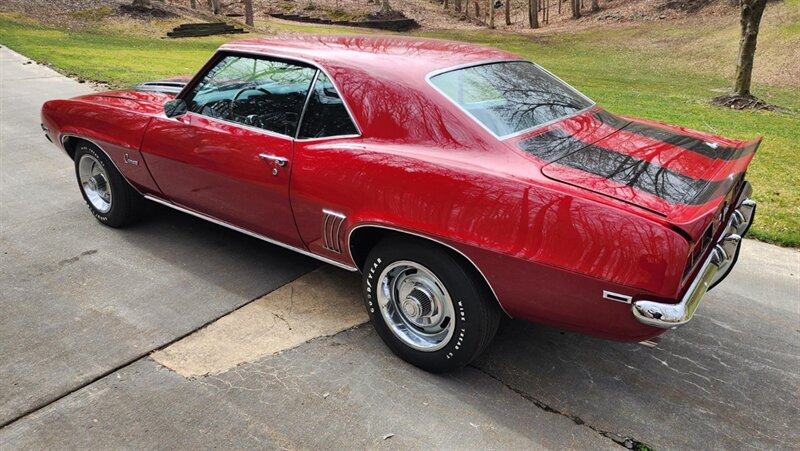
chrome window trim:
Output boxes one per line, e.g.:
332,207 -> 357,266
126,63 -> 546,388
346,223 -> 511,317
294,71 -> 361,141
144,194 -> 359,272
294,133 -> 362,143
60,134 -> 145,196
295,70 -> 321,140
205,47 -> 364,137
425,59 -> 596,141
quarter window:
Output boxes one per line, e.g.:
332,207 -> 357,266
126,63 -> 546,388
186,55 -> 316,136
297,72 -> 358,139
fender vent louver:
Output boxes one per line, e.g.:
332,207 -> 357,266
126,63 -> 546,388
322,210 -> 346,254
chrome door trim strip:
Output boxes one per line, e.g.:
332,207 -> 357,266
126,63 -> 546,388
347,223 -> 510,317
144,194 -> 358,272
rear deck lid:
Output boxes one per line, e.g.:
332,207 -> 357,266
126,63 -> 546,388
520,109 -> 760,218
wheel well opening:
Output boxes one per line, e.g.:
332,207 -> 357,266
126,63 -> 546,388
62,136 -> 79,160
348,226 -> 509,317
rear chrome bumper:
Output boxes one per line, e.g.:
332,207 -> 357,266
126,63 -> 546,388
632,184 -> 756,329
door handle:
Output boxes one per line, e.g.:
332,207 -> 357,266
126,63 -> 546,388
258,153 -> 288,167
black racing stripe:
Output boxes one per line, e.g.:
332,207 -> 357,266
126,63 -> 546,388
519,133 -> 739,205
517,127 -> 588,161
592,109 -> 631,130
593,111 -> 758,161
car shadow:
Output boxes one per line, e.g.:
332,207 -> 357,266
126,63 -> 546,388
113,202 -> 320,298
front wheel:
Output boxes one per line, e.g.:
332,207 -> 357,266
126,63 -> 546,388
363,239 -> 501,373
74,141 -> 144,228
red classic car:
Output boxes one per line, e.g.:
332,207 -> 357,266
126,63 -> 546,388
41,35 -> 758,372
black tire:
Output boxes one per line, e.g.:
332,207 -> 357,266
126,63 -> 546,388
73,141 -> 144,228
362,238 -> 502,373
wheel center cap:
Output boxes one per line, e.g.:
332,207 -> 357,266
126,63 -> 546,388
400,287 -> 434,323
89,175 -> 106,191
401,298 -> 422,319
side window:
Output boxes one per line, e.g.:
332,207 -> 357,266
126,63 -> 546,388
186,55 -> 316,136
297,72 -> 358,139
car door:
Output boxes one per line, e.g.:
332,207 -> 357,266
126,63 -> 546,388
141,53 -> 317,247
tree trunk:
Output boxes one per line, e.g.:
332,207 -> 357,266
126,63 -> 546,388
474,1 -> 480,20
455,0 -> 462,12
382,0 -> 392,12
505,0 -> 511,24
544,0 -> 549,23
591,0 -> 599,12
210,0 -> 221,14
190,0 -> 197,9
488,0 -> 495,28
528,0 -> 539,28
244,0 -> 254,25
734,0 -> 767,96
570,0 -> 580,18
444,0 -> 449,9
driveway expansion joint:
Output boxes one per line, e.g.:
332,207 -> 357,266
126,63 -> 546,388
0,270 -> 310,431
470,364 -> 653,450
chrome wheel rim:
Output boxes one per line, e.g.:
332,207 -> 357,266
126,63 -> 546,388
377,261 -> 456,352
78,154 -> 112,213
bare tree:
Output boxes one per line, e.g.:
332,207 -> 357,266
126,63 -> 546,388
505,0 -> 511,25
210,0 -> 221,14
591,0 -> 599,12
190,0 -> 197,8
244,0 -> 254,26
474,1 -> 480,21
382,0 -> 392,12
528,0 -> 539,28
444,0 -> 450,9
455,0 -> 462,13
570,0 -> 580,18
733,0 -> 768,96
488,0 -> 496,28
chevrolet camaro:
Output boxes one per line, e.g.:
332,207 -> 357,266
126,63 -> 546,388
41,35 -> 758,372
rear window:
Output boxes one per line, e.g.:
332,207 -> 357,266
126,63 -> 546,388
429,61 -> 593,138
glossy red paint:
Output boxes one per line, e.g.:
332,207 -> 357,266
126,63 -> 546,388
41,35 -> 758,342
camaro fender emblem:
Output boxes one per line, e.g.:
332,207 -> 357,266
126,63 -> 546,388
123,153 -> 139,166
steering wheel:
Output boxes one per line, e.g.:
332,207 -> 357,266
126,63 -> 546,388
230,86 -> 274,122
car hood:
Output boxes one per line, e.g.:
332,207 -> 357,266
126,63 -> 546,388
516,108 -> 760,234
70,77 -> 192,115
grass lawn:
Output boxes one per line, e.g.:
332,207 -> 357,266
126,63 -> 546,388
1,11 -> 798,246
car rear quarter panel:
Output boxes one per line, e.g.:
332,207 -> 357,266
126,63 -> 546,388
291,137 -> 687,341
41,97 -> 161,194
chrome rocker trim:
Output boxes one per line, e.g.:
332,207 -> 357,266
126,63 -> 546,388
632,183 -> 756,329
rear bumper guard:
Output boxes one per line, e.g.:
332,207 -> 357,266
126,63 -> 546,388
632,184 -> 756,329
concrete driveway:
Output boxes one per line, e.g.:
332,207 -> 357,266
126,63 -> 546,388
1,45 -> 798,450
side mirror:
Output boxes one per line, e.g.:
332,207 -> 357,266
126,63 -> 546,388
164,99 -> 187,118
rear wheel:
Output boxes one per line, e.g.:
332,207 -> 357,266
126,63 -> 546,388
362,239 -> 501,373
74,142 -> 144,228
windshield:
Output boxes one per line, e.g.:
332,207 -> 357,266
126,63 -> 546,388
429,61 -> 594,138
